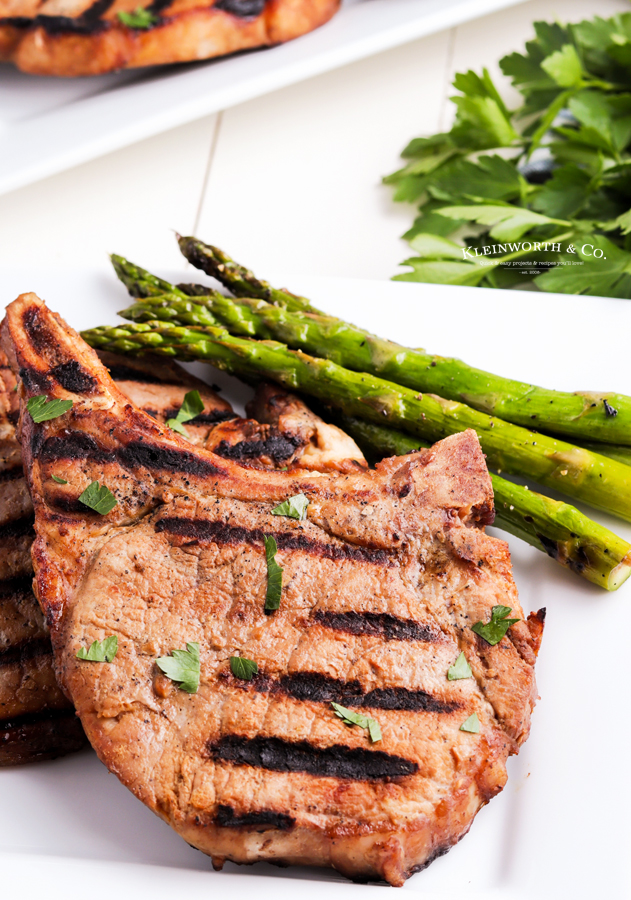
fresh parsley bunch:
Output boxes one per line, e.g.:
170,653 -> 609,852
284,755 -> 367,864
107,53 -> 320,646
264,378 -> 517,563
386,13 -> 631,297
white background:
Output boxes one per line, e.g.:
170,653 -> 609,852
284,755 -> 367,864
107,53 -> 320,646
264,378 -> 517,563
1,1 -> 630,896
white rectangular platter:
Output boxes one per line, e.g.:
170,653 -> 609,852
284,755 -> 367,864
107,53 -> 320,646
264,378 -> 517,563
0,0 -> 527,197
0,268 -> 629,899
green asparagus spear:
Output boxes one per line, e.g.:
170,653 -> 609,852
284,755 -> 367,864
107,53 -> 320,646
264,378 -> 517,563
110,255 -> 197,302
330,415 -> 631,591
171,238 -> 631,447
175,238 -> 318,313
81,320 -> 631,524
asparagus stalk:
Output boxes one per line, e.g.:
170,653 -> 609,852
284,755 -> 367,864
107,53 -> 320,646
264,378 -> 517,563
110,255 -> 196,302
81,320 -> 631,524
328,414 -> 631,591
175,238 -> 318,314
171,237 -> 631,447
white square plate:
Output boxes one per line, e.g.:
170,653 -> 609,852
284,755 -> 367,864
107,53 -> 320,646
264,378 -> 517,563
1,268 -> 629,898
0,0 -> 527,197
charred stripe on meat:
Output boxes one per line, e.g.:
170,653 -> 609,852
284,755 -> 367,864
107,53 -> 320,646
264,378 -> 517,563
0,638 -> 52,668
209,735 -> 418,780
0,516 -> 35,541
1,0 -> 270,33
314,610 -> 438,642
239,671 -> 459,713
35,432 -> 222,477
156,517 -> 392,565
213,805 -> 295,831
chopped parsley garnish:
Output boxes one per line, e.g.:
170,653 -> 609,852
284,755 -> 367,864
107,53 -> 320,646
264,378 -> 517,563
51,475 -> 68,485
76,635 -> 118,663
271,493 -> 309,520
27,395 -> 73,423
263,535 -> 283,611
156,642 -> 200,693
472,605 -> 519,646
166,390 -> 204,437
78,481 -> 118,515
332,702 -> 382,743
447,651 -> 472,681
460,713 -> 480,734
384,11 -> 631,298
117,6 -> 158,29
230,656 -> 259,680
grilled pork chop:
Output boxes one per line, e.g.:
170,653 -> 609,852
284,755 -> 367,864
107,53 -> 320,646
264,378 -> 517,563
0,352 -> 365,765
2,294 -> 544,883
0,348 -> 232,765
0,0 -> 340,76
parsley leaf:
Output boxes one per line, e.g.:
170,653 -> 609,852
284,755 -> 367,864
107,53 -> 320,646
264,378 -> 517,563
368,718 -> 382,743
166,389 -> 205,437
331,703 -> 382,743
117,6 -> 158,29
447,651 -> 472,680
460,713 -> 481,734
76,635 -> 118,663
271,493 -> 309,520
51,475 -> 68,484
472,605 -> 520,645
263,535 -> 283,611
78,481 -> 118,515
27,395 -> 73,423
230,656 -> 259,680
156,642 -> 200,693
386,11 -> 631,297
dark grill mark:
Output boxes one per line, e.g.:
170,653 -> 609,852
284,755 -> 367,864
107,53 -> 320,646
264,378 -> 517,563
51,361 -> 96,394
191,410 -> 236,425
107,364 -> 165,384
156,518 -> 392,566
0,517 -> 35,542
30,0 -> 114,35
163,409 -> 236,426
213,434 -> 300,463
38,432 -> 110,464
147,0 -> 176,13
22,307 -> 55,354
214,0 -> 266,18
1,16 -> 31,27
118,441 -> 221,476
36,431 -> 222,477
0,577 -> 33,600
276,672 -> 457,714
49,496 -> 91,514
210,735 -> 417,781
0,468 -> 23,485
20,367 -> 52,394
314,610 -> 437,642
0,638 -> 51,668
215,804 -> 295,831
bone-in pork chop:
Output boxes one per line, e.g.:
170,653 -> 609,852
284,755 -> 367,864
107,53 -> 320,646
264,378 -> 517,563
1,294 -> 544,884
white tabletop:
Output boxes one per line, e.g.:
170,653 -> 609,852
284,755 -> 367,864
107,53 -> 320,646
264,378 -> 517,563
0,0 -> 626,284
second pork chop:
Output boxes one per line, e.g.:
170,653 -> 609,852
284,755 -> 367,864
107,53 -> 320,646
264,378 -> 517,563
2,294 -> 543,884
